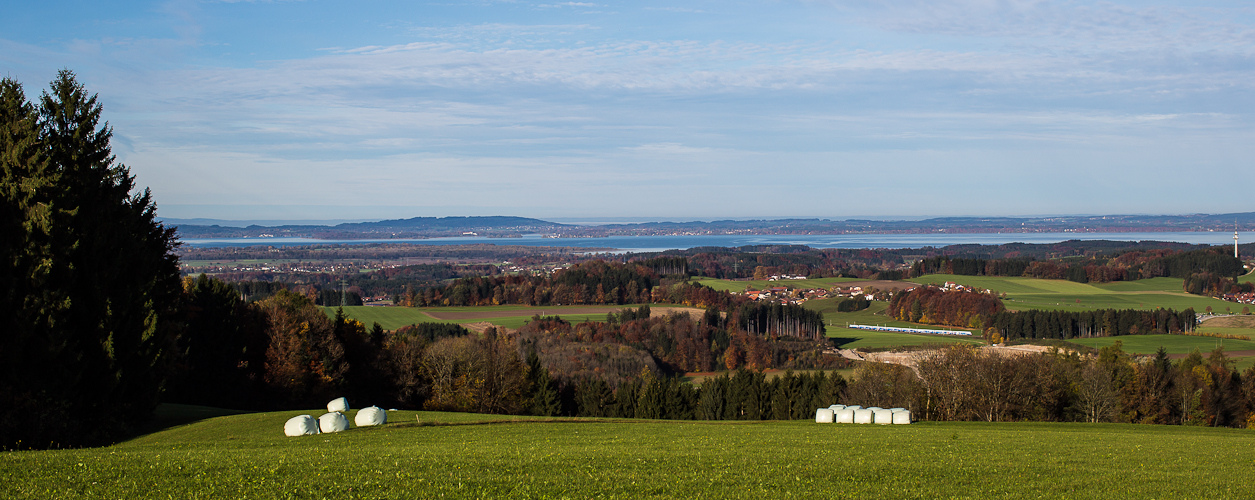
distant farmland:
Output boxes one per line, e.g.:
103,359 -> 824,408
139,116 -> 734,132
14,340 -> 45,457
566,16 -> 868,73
914,274 -> 1235,313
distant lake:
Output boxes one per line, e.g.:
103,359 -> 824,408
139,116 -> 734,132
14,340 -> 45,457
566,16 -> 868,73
180,231 -> 1254,252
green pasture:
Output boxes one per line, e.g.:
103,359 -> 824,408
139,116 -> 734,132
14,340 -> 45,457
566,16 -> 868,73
5,406 -> 1254,499
1068,334 -> 1255,372
805,299 -> 981,349
322,306 -> 449,330
914,274 -> 1234,313
691,276 -> 861,293
1240,268 -> 1255,284
1068,334 -> 1255,355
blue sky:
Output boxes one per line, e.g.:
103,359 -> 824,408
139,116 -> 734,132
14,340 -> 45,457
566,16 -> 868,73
3,0 -> 1253,221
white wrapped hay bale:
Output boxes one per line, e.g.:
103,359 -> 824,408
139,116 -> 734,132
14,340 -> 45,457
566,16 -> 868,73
355,406 -> 387,427
318,412 -> 350,433
835,408 -> 855,424
888,408 -> 905,412
284,415 -> 319,437
844,405 -> 862,411
853,408 -> 874,424
872,409 -> 893,425
828,404 -> 846,411
327,397 -> 350,413
815,408 -> 835,423
892,410 -> 912,425
866,407 -> 883,411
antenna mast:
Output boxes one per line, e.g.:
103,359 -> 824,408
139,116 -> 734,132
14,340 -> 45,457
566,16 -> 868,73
1236,221 -> 1240,259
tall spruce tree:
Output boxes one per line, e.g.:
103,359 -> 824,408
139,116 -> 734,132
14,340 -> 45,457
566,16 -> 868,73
0,71 -> 181,448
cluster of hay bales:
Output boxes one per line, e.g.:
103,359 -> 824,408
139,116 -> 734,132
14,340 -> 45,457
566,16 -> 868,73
283,398 -> 389,437
814,404 -> 910,425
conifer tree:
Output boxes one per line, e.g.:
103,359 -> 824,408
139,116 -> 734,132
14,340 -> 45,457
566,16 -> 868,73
0,71 -> 182,448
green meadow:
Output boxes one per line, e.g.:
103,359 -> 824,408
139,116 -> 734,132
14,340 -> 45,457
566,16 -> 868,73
5,406 -> 1253,499
804,299 -> 981,349
914,274 -> 1235,313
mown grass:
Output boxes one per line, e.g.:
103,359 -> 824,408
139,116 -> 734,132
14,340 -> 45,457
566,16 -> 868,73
1066,334 -> 1255,355
4,408 -> 1253,499
915,274 -> 1234,313
804,299 -> 981,349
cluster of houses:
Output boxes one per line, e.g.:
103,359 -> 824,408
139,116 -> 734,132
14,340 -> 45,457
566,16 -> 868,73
1221,291 -> 1255,305
740,284 -> 888,305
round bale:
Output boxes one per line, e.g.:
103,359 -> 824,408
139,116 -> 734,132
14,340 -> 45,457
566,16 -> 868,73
872,409 -> 893,424
853,408 -> 874,424
327,397 -> 350,413
356,406 -> 387,427
283,415 -> 319,437
318,412 -> 349,433
892,410 -> 912,425
835,408 -> 856,424
815,408 -> 835,423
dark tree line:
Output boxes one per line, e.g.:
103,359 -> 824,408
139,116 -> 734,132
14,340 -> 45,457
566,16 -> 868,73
988,308 -> 1196,340
888,286 -> 1195,339
2,72 -> 183,448
909,248 -> 1242,286
906,344 -> 1254,427
735,302 -> 827,341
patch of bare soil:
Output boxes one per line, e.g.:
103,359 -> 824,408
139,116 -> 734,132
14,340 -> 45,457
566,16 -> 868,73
647,307 -> 709,321
983,344 -> 1053,355
460,321 -> 512,334
1200,315 -> 1255,328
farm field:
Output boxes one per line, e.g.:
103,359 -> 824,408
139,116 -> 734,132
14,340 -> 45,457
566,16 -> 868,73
1069,334 -> 1255,372
805,299 -> 981,349
5,406 -> 1253,499
914,274 -> 1235,313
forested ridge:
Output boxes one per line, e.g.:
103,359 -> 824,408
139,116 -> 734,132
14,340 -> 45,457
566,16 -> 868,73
887,286 -> 1198,340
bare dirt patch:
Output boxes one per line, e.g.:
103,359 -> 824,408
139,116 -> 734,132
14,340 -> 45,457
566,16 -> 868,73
460,321 -> 506,334
1200,315 -> 1255,328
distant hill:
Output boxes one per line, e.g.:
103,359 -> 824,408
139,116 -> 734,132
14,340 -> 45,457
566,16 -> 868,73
174,216 -> 570,239
171,212 -> 1255,240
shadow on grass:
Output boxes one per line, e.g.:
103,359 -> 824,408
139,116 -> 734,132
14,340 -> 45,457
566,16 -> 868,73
828,337 -> 858,348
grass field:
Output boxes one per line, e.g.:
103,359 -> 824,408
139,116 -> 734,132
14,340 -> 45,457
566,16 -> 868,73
1068,334 -> 1255,372
804,299 -> 982,349
915,274 -> 1235,313
5,406 -> 1253,499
